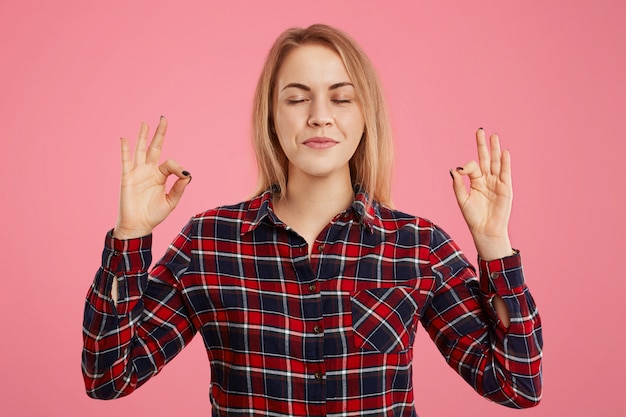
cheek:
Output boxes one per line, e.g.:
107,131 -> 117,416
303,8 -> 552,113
350,117 -> 365,139
274,123 -> 294,155
273,108 -> 292,137
346,108 -> 365,135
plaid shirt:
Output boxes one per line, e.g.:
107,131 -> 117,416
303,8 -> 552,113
82,188 -> 542,416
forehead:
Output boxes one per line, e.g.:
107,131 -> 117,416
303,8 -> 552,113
276,43 -> 352,87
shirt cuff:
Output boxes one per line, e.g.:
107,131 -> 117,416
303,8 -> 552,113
99,230 -> 153,316
102,229 -> 153,272
478,249 -> 525,294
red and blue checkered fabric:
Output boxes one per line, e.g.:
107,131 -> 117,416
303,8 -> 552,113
82,188 -> 542,416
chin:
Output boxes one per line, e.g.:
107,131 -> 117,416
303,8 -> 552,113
302,164 -> 347,178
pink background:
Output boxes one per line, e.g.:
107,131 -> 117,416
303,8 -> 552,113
1,1 -> 624,416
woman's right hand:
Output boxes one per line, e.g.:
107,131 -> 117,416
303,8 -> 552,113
113,117 -> 191,239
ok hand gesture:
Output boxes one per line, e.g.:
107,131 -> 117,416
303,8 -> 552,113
113,117 -> 192,239
450,128 -> 514,260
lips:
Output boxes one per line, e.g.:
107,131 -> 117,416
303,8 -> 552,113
302,137 -> 338,149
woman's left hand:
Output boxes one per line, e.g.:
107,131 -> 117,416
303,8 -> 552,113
450,128 -> 514,260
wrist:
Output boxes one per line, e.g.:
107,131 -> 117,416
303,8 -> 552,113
473,235 -> 514,261
112,225 -> 153,240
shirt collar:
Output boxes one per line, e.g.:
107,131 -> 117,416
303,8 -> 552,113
351,184 -> 377,232
241,189 -> 275,235
241,184 -> 378,235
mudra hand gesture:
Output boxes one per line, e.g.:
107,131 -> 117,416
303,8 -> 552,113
113,117 -> 192,240
450,128 -> 514,261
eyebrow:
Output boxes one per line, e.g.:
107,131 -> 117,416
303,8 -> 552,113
281,82 -> 354,92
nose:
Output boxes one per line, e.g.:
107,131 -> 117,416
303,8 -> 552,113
308,100 -> 333,128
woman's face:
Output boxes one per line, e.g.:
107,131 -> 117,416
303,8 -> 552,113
273,43 -> 365,182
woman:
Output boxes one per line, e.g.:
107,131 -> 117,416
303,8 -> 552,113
82,24 -> 542,416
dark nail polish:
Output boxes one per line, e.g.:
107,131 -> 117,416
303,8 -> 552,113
182,170 -> 190,176
160,115 -> 165,119
449,170 -> 454,179
456,167 -> 464,171
479,127 -> 483,130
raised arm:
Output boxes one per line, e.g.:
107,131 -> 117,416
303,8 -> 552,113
450,128 -> 516,325
82,118 -> 195,399
430,129 -> 542,407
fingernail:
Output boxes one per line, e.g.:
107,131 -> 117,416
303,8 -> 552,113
478,127 -> 483,130
182,170 -> 190,176
449,169 -> 454,179
160,115 -> 165,119
456,166 -> 464,171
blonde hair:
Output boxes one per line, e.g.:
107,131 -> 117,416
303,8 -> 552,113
252,24 -> 393,206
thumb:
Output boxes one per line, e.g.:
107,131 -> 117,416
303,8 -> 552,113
450,168 -> 468,206
166,171 -> 192,208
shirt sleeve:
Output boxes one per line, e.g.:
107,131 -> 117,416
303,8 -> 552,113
420,225 -> 543,408
82,223 -> 197,399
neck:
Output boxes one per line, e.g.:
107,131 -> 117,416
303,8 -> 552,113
274,166 -> 354,227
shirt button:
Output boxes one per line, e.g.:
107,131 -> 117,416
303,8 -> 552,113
113,250 -> 120,256
308,284 -> 317,292
314,372 -> 324,380
317,244 -> 324,253
490,272 -> 499,279
313,325 -> 322,334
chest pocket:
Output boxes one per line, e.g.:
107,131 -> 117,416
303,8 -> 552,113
351,286 -> 419,354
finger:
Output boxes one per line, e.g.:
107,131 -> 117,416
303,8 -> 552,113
158,159 -> 189,180
146,116 -> 167,164
490,133 -> 502,176
476,128 -> 490,175
133,121 -> 149,167
500,148 -> 512,185
120,137 -> 132,174
458,160 -> 482,180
